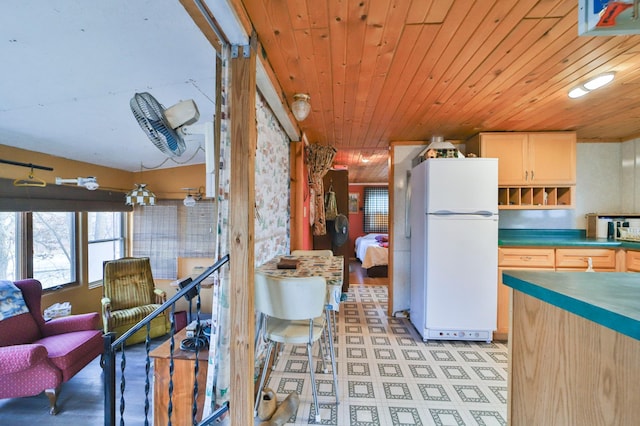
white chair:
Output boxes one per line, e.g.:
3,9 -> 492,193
290,248 -> 338,339
291,249 -> 333,257
254,272 -> 339,422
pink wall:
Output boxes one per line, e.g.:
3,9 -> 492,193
348,184 -> 389,258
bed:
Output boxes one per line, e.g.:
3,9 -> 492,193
355,233 -> 389,277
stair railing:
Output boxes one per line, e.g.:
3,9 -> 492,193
103,254 -> 230,426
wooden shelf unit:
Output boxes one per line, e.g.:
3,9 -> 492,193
468,132 -> 576,210
498,186 -> 574,209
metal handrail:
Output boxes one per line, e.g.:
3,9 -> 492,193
199,402 -> 229,425
103,254 -> 230,426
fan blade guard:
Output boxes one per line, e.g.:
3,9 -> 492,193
130,92 -> 186,156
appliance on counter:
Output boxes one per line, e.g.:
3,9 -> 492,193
409,158 -> 498,342
585,213 -> 640,241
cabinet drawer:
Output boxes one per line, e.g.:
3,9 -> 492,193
626,250 -> 640,272
555,248 -> 616,269
498,248 -> 555,267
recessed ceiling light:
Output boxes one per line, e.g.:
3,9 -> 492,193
568,87 -> 589,99
568,72 -> 615,99
583,72 -> 615,90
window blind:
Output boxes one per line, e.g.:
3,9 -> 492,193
363,187 -> 389,233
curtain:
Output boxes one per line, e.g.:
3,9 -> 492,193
203,45 -> 231,415
305,143 -> 337,235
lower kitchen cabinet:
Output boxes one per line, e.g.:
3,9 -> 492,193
626,250 -> 640,272
496,248 -> 555,340
497,246 -> 625,341
555,248 -> 616,271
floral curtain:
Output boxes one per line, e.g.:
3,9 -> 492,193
305,143 -> 337,235
203,45 -> 231,415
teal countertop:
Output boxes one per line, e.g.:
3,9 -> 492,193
498,229 -> 640,249
503,270 -> 640,341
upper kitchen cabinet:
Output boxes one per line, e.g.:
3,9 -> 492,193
468,132 -> 576,185
467,132 -> 576,209
526,133 -> 576,185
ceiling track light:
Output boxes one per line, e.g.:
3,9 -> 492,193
55,176 -> 99,190
568,72 -> 615,99
182,187 -> 203,207
291,93 -> 311,121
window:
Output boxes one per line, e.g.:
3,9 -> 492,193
133,200 -> 215,279
88,212 -> 125,284
0,212 -> 18,281
32,212 -> 77,289
363,187 -> 389,233
0,211 -> 126,290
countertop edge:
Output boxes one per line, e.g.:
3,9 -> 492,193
497,239 -> 639,248
503,272 -> 640,341
497,229 -> 640,248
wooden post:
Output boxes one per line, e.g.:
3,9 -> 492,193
290,142 -> 305,250
229,37 -> 257,425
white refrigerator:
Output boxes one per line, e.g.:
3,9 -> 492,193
409,158 -> 498,342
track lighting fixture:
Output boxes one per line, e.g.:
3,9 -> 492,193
182,187 -> 203,207
55,176 -> 100,190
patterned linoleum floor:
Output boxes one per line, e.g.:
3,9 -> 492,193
260,285 -> 508,425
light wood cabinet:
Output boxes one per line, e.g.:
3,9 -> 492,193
478,133 -> 528,185
526,133 -> 576,185
498,247 -> 556,268
626,250 -> 640,272
555,248 -> 616,271
467,132 -> 576,209
470,132 -> 576,186
496,248 -> 555,340
498,246 -> 629,341
150,329 -> 208,425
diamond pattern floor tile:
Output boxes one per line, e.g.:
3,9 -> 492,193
257,285 -> 508,425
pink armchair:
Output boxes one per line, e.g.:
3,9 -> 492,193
0,279 -> 103,414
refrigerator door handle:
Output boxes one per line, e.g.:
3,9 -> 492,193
430,210 -> 496,217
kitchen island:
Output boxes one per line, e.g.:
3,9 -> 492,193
502,270 -> 640,426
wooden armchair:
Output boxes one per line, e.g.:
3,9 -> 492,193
101,257 -> 170,345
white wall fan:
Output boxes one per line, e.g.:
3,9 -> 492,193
130,92 -> 216,197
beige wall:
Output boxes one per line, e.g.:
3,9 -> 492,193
0,144 -> 133,190
132,163 -> 206,200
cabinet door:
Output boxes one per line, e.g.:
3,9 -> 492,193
496,247 -> 555,341
626,250 -> 640,272
527,133 -> 576,185
498,247 -> 556,268
480,133 -> 528,185
555,248 -> 616,271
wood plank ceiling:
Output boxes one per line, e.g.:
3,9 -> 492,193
240,0 -> 640,183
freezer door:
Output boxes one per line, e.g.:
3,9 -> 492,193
425,214 -> 498,331
426,158 -> 498,214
